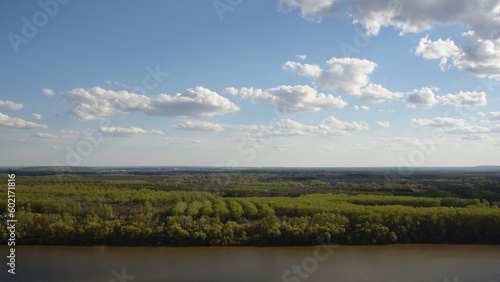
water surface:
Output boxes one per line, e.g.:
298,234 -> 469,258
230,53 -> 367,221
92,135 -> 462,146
1,244 -> 499,281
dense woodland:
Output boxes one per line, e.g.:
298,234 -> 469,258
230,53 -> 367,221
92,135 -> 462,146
1,168 -> 500,246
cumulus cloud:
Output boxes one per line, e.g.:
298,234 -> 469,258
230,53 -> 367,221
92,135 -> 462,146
277,0 -> 341,23
0,113 -> 48,130
358,83 -> 403,103
267,116 -> 368,136
235,124 -> 273,131
32,132 -> 57,138
353,105 -> 370,111
296,54 -> 307,60
279,0 -> 500,80
235,116 -> 370,138
377,121 -> 390,128
284,57 -> 377,94
61,129 -> 79,134
42,88 -> 56,97
415,35 -> 500,80
172,121 -> 225,132
453,35 -> 500,80
62,86 -> 239,121
273,119 -> 348,136
322,116 -> 368,130
104,80 -> 131,89
231,85 -> 347,113
462,134 -> 492,141
284,58 -> 405,103
150,129 -> 165,135
100,126 -> 164,136
486,111 -> 500,121
410,116 -> 496,134
32,113 -> 42,120
438,91 -> 487,106
280,0 -> 500,37
415,35 -> 459,70
0,100 -> 23,111
411,117 -> 466,128
223,87 -> 239,95
406,87 -> 439,108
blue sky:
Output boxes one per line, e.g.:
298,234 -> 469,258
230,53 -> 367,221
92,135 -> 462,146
1,0 -> 500,167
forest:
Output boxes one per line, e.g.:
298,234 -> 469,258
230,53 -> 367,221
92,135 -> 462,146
1,167 -> 500,246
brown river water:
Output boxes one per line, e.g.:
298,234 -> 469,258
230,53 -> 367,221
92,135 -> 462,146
1,244 -> 499,281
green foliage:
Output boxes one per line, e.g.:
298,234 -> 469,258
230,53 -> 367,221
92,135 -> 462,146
170,202 -> 188,216
1,172 -> 500,246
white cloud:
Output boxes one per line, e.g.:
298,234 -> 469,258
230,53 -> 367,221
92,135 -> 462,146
380,137 -> 417,143
415,35 -> 459,70
104,80 -> 131,89
462,134 -> 492,141
62,86 -> 239,121
172,121 -> 225,132
322,116 -> 368,130
233,85 -> 347,113
261,116 -> 369,137
273,119 -> 348,136
439,91 -> 487,106
150,129 -> 165,135
486,111 -> 500,121
235,124 -> 273,131
410,116 -> 495,134
284,57 -> 405,103
357,83 -> 403,103
42,88 -> 56,97
223,87 -> 239,95
283,61 -> 323,80
61,129 -> 80,134
0,113 -> 48,130
296,54 -> 307,60
0,100 -> 23,111
280,0 -> 500,80
448,125 -> 490,134
353,105 -> 370,111
100,126 -> 164,136
285,57 -> 377,95
32,113 -> 42,120
277,0 -> 341,23
280,0 -> 500,37
411,117 -> 466,128
32,132 -> 57,138
453,35 -> 500,81
406,87 -> 439,108
414,35 -> 500,80
377,121 -> 390,128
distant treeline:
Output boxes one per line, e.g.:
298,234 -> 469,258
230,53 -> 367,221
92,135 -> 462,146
1,172 -> 500,246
